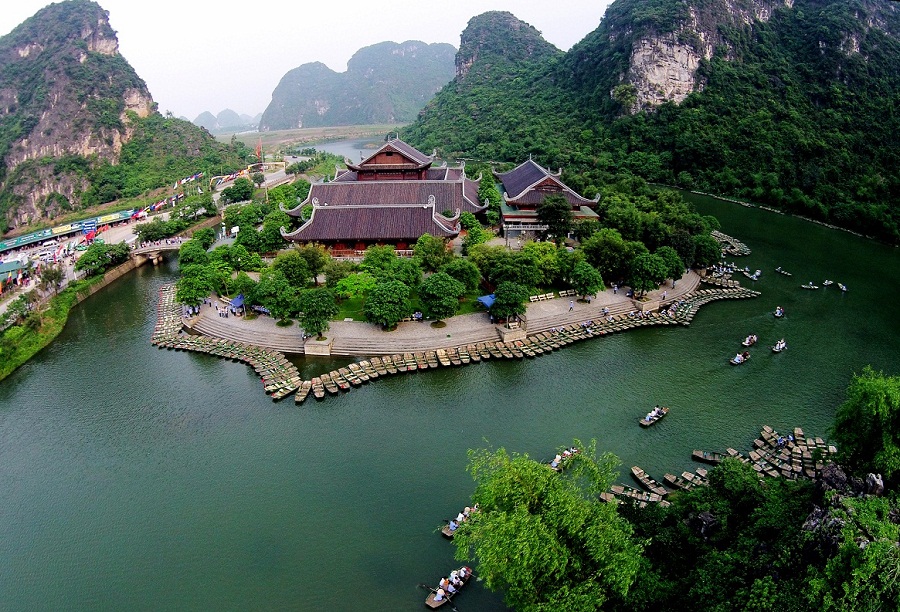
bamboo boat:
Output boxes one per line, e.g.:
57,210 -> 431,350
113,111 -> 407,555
631,466 -> 669,497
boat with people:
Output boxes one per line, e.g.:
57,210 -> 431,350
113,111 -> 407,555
424,566 -> 473,608
823,280 -> 833,286
775,266 -> 792,276
774,306 -> 785,318
801,282 -> 819,290
838,283 -> 847,292
549,447 -> 579,471
741,334 -> 758,347
639,405 -> 669,427
772,339 -> 787,353
440,505 -> 478,538
730,351 -> 751,365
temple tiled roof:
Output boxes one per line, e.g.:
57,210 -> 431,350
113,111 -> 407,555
349,138 -> 434,170
282,205 -> 459,242
286,181 -> 485,214
496,159 -> 597,206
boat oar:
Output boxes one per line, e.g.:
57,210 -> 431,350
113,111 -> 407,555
417,584 -> 460,612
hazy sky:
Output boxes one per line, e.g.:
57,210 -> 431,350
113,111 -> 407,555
0,0 -> 614,121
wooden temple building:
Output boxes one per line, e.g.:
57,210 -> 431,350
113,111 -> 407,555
494,159 -> 599,239
281,139 -> 486,254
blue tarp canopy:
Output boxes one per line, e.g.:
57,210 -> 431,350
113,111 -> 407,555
476,294 -> 496,309
231,294 -> 245,308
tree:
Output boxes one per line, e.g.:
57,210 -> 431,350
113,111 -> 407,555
629,253 -> 667,297
296,244 -> 328,285
490,281 -> 529,320
74,243 -> 128,277
360,244 -> 399,276
655,245 -> 684,283
570,261 -> 605,299
176,265 -> 213,306
258,209 -> 291,254
391,257 -> 422,288
832,367 -> 900,480
414,233 -> 453,272
297,288 -> 339,339
693,234 -> 721,268
419,272 -> 465,321
251,172 -> 265,188
521,241 -> 561,286
192,227 -> 216,250
178,239 -> 209,267
324,259 -> 357,288
38,264 -> 65,295
454,443 -> 642,611
441,258 -> 481,292
272,250 -> 310,288
537,194 -> 574,244
364,280 -> 411,329
221,177 -> 254,203
254,271 -> 299,322
573,219 -> 600,242
335,272 -> 377,299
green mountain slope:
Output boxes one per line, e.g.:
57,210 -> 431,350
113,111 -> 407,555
0,0 -> 249,234
259,40 -> 456,130
404,1 -> 900,242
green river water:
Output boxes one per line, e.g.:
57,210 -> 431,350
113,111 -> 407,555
1,193 -> 898,610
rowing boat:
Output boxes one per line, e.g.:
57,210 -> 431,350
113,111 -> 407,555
692,450 -> 725,464
425,566 -> 473,608
639,406 -> 669,427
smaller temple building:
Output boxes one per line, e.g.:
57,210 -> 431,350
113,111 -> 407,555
495,159 -> 599,239
281,139 -> 486,254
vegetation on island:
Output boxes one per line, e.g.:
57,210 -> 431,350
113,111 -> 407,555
452,370 -> 900,611
403,1 -> 900,243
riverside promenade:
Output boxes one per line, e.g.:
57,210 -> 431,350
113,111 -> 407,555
185,271 -> 704,356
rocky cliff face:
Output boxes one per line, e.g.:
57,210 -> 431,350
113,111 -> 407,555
455,11 -> 561,80
612,0 -> 794,112
0,0 -> 154,230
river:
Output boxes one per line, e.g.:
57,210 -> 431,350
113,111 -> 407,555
1,192 -> 898,610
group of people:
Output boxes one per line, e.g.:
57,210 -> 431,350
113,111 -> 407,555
550,447 -> 579,469
732,350 -> 751,364
743,334 -> 758,346
773,338 -> 787,351
774,306 -> 785,317
447,505 -> 478,534
644,405 -> 665,422
433,567 -> 471,602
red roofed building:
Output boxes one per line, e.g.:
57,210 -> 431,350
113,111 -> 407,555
495,159 -> 599,240
281,138 -> 486,254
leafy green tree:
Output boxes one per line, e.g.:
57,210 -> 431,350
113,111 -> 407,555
324,259 -> 357,288
581,228 -> 630,282
454,444 -> 642,611
258,209 -> 291,253
74,242 -> 129,277
414,233 -> 454,272
462,225 -> 492,254
419,272 -> 465,321
192,227 -> 216,249
296,244 -> 328,285
251,172 -> 265,188
521,241 -> 561,286
232,271 -> 257,299
440,258 -> 481,292
391,257 -> 423,288
176,264 -> 213,306
655,246 -> 684,283
555,245 -> 585,284
221,177 -> 254,203
360,245 -> 399,276
38,264 -> 65,295
490,281 -> 529,320
272,250 -> 311,288
254,271 -> 299,322
207,259 -> 234,295
459,211 -> 480,231
693,234 -> 721,268
178,239 -> 209,267
668,229 -> 696,268
335,272 -> 377,299
537,194 -> 574,244
364,280 -> 411,329
629,253 -> 667,297
570,261 -> 605,299
574,219 -> 600,242
297,288 -> 339,339
832,367 -> 900,480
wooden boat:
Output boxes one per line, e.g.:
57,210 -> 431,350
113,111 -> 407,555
774,308 -> 785,318
822,280 -> 833,286
339,367 -> 360,386
436,349 -> 452,367
838,283 -> 847,292
360,360 -> 378,379
639,406 -> 669,427
726,447 -> 750,463
548,448 -> 579,472
730,354 -> 750,365
772,342 -> 787,353
416,353 -> 429,369
331,371 -> 351,391
447,348 -> 462,366
631,466 -> 668,496
800,283 -> 819,290
294,380 -> 312,404
775,266 -> 792,276
381,355 -> 398,375
692,450 -> 725,464
311,377 -> 325,399
664,472 -> 694,491
440,506 -> 478,538
320,372 -> 339,395
425,566 -> 473,608
348,363 -> 369,382
371,357 -> 388,376
403,352 -> 417,371
741,335 -> 758,347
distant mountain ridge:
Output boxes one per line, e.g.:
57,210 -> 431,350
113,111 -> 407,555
259,40 -> 456,130
0,0 -> 248,233
403,2 -> 900,242
193,109 -> 262,134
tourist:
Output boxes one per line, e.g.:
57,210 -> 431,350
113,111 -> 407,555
550,454 -> 562,468
448,519 -> 459,533
439,577 -> 450,591
434,588 -> 446,602
733,353 -> 744,364
456,510 -> 465,523
569,300 -> 574,311
613,284 -> 617,294
462,506 -> 472,519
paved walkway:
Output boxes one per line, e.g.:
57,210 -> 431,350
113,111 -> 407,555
186,271 -> 702,356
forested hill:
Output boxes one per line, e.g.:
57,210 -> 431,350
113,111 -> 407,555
0,0 -> 249,234
403,1 -> 900,243
259,41 -> 456,130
